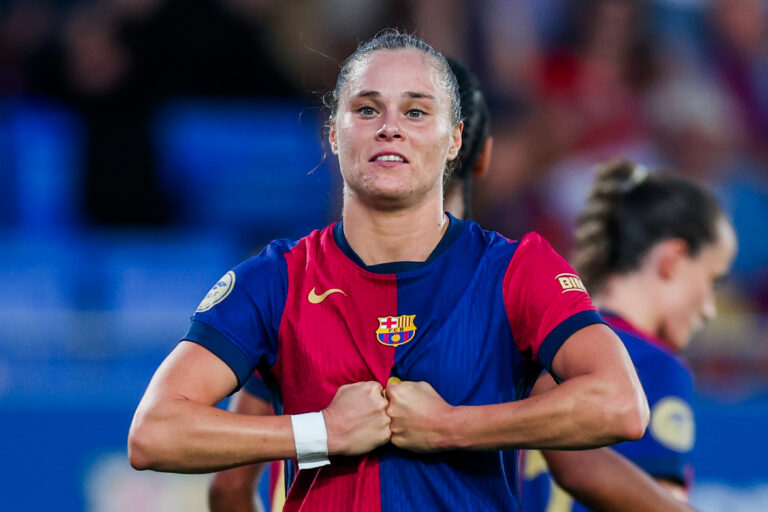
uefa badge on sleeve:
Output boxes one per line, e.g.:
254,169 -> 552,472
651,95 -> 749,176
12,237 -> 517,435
375,315 -> 417,347
196,271 -> 236,312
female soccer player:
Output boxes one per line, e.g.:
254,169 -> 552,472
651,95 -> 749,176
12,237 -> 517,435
522,160 -> 737,511
207,56 -> 494,512
128,31 -> 648,512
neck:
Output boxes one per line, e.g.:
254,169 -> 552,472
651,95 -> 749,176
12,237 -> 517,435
595,272 -> 661,338
443,182 -> 466,219
341,190 -> 448,266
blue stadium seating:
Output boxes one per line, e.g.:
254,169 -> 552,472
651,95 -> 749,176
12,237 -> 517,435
154,101 -> 338,241
0,100 -> 83,230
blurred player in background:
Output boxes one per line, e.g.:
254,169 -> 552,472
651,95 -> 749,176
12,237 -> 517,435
207,55 -> 494,512
129,31 -> 649,511
522,160 -> 737,511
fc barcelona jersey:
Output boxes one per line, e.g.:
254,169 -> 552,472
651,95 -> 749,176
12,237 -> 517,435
521,312 -> 695,511
184,214 -> 603,512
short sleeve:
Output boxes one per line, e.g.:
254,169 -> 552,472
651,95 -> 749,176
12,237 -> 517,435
502,232 -> 603,371
615,353 -> 695,485
182,241 -> 291,390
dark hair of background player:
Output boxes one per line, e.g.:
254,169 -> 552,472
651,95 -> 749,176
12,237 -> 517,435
445,57 -> 490,219
573,159 -> 724,293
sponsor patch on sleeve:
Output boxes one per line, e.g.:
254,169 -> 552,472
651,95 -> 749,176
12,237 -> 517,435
556,273 -> 587,293
196,271 -> 236,313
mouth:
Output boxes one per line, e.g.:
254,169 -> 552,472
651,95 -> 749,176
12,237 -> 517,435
370,152 -> 409,164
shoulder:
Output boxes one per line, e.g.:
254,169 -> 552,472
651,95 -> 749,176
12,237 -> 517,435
466,221 -> 555,258
237,239 -> 294,273
235,226 -> 332,279
196,227 -> 332,314
515,232 -> 560,257
479,230 -> 565,265
621,331 -> 692,384
617,330 -> 693,400
462,220 -> 516,246
503,231 -> 579,283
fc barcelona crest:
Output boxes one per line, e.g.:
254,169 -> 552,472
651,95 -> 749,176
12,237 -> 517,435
376,315 -> 417,347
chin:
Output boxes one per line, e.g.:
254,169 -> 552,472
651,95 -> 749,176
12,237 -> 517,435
671,329 -> 694,352
360,179 -> 419,203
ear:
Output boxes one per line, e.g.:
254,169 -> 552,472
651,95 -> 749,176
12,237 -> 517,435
329,122 -> 338,155
653,239 -> 689,281
472,136 -> 493,179
447,121 -> 463,161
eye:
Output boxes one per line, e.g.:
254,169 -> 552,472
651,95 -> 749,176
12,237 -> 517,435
358,106 -> 377,117
406,109 -> 425,120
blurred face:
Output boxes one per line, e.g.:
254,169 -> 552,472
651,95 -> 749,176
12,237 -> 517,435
329,48 -> 462,209
658,218 -> 737,350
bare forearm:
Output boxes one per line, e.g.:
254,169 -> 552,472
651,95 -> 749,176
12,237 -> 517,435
544,448 -> 696,512
129,397 -> 295,473
447,375 -> 645,451
208,390 -> 272,512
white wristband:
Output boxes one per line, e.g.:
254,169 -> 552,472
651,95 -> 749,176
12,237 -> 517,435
290,412 -> 331,470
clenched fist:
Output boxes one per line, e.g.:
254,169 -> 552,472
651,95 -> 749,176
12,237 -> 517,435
385,380 -> 456,452
322,381 -> 392,456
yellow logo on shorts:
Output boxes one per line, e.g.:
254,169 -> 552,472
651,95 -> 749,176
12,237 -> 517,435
556,273 -> 587,293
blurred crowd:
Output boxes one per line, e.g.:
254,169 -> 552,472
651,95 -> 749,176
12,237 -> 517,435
2,0 -> 768,393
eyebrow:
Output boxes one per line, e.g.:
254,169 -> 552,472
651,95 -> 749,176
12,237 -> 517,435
353,90 -> 437,101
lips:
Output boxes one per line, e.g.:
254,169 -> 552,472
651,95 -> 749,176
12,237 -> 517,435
369,151 -> 409,163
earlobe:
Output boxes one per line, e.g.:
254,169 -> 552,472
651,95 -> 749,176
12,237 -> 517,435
656,239 -> 688,281
329,125 -> 338,155
449,122 -> 463,160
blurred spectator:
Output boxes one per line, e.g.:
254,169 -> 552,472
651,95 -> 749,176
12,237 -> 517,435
476,0 -> 662,251
29,0 -> 315,226
123,0 -> 299,98
0,0 -> 56,95
535,0 -> 657,156
706,0 -> 768,160
33,0 -> 167,225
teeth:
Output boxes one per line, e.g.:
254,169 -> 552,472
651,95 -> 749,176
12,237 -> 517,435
375,154 -> 404,162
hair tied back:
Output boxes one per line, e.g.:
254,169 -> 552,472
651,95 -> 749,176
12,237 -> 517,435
620,164 -> 649,192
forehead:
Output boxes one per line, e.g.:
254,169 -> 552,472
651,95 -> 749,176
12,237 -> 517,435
343,48 -> 446,102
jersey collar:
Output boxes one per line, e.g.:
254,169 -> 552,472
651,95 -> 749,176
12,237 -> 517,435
600,310 -> 679,355
333,213 -> 465,274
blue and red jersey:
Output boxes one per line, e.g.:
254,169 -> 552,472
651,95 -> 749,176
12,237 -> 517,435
185,214 -> 603,511
521,312 -> 695,511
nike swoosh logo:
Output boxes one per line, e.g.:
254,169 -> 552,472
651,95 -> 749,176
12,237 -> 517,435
308,287 -> 347,304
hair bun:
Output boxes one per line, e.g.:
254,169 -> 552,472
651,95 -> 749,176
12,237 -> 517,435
619,164 -> 649,192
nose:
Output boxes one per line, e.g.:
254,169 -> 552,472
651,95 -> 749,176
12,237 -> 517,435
376,113 -> 402,140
